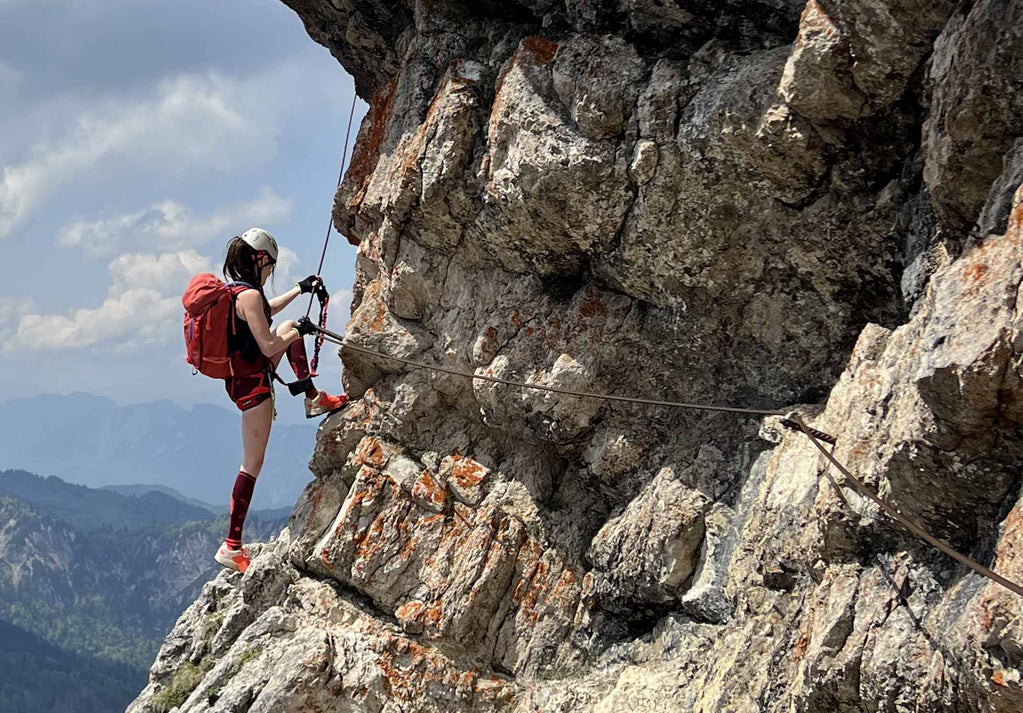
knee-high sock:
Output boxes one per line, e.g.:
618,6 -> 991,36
286,339 -> 318,397
225,470 -> 257,550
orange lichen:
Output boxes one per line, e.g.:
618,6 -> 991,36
370,293 -> 389,332
320,546 -> 335,569
422,600 -> 445,630
354,437 -> 390,468
521,36 -> 558,66
451,458 -> 486,488
792,629 -> 811,662
412,469 -> 448,509
354,514 -> 389,559
964,263 -> 988,284
344,76 -> 398,219
395,600 -> 425,625
578,294 -> 607,318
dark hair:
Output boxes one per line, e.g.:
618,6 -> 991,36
223,236 -> 273,303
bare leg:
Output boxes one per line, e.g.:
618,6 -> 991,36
238,323 -> 297,475
239,395 -> 273,477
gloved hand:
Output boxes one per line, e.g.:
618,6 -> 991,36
297,275 -> 321,294
295,317 -> 317,337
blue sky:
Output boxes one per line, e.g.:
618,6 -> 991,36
0,0 -> 364,421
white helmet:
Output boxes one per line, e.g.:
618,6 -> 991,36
240,228 -> 279,261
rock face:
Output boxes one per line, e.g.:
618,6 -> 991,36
129,1 -> 1023,711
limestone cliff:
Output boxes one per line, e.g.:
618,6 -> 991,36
129,1 -> 1023,711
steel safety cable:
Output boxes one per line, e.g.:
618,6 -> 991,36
305,92 -> 359,320
788,414 -> 1023,599
313,322 -> 1023,598
313,325 -> 785,417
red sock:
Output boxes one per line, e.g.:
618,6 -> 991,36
287,339 -> 319,398
225,470 -> 256,550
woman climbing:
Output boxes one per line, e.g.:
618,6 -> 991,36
214,227 -> 348,573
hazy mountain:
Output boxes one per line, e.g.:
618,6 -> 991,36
0,473 -> 289,711
101,483 -> 218,511
0,619 -> 142,713
0,393 -> 317,507
0,469 -> 214,531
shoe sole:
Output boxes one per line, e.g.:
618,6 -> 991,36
214,554 -> 248,573
306,406 -> 345,419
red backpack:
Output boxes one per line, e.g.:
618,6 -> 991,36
182,274 -> 256,379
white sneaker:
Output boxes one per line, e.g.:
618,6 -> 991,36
304,391 -> 349,419
214,543 -> 250,573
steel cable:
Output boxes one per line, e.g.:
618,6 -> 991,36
305,93 -> 359,319
788,414 -> 1023,599
311,326 -> 1023,598
315,326 -> 785,416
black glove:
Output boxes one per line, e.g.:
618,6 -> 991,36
297,275 -> 320,294
295,317 -> 317,337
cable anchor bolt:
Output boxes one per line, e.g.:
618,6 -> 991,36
781,411 -> 838,445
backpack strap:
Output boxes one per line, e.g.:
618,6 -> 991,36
225,282 -> 257,337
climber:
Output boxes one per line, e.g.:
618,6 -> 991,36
213,228 -> 349,573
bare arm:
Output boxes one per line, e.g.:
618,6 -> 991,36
268,285 -> 301,316
235,290 -> 300,358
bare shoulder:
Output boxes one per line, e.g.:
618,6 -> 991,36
234,288 -> 263,321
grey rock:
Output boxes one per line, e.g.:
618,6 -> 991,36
133,2 -> 1023,711
586,467 -> 707,611
923,0 -> 1023,234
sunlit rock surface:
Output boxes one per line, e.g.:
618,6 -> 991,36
130,0 -> 1022,710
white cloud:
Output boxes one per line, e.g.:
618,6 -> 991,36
266,246 -> 302,298
58,187 -> 293,257
0,296 -> 37,340
5,250 -> 212,352
331,288 -> 353,311
108,249 -> 211,297
0,73 -> 280,239
0,296 -> 36,323
8,289 -> 178,352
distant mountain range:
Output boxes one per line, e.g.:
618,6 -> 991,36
0,392 -> 318,508
0,619 -> 142,713
0,470 -> 289,713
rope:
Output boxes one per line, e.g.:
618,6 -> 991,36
313,325 -> 785,417
297,95 -> 1023,599
787,414 -> 1023,599
310,291 -> 329,375
306,93 -> 359,320
310,325 -> 1023,598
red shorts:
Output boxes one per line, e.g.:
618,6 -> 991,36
224,369 -> 273,411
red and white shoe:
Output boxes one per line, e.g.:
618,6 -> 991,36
214,543 -> 250,573
305,391 -> 349,419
